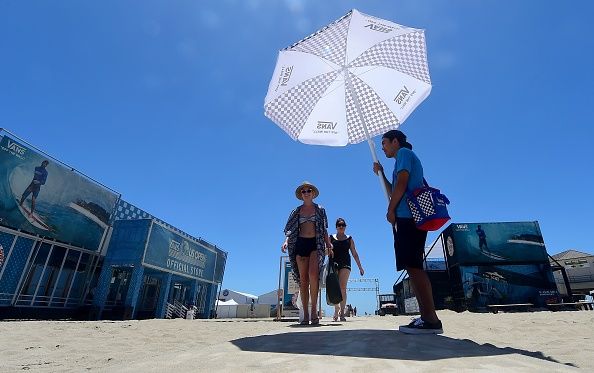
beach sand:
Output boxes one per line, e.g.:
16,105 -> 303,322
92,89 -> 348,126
1,310 -> 592,372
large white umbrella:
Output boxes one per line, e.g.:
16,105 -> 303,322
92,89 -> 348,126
264,9 -> 432,199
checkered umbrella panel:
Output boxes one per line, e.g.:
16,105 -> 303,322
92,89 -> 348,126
264,9 -> 432,147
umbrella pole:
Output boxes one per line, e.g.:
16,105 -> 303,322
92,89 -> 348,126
367,139 -> 391,201
344,72 -> 391,201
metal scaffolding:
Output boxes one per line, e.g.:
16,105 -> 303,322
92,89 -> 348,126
344,277 -> 380,311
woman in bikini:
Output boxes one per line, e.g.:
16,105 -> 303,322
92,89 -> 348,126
330,217 -> 364,322
282,181 -> 333,325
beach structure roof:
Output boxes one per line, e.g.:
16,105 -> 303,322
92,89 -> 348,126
552,250 -> 593,260
257,290 -> 279,305
232,290 -> 258,299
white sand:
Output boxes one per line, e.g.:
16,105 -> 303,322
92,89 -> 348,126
1,310 -> 592,372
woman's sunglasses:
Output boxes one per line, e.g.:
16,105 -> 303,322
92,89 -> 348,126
336,223 -> 346,228
301,189 -> 313,194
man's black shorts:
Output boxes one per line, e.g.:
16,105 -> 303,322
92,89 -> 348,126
393,218 -> 427,271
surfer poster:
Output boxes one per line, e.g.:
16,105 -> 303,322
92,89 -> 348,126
443,222 -> 550,266
0,133 -> 119,251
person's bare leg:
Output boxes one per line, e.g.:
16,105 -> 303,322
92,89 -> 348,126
296,255 -> 310,322
338,268 -> 350,318
408,274 -> 419,311
407,267 -> 439,323
308,253 -> 320,321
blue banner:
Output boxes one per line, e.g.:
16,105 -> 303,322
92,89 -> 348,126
282,259 -> 300,310
444,222 -> 549,266
460,264 -> 559,308
213,251 -> 226,284
283,261 -> 292,306
143,222 -> 216,282
0,134 -> 119,251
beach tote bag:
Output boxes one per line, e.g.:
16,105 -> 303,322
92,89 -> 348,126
325,261 -> 343,305
406,178 -> 450,231
319,260 -> 329,288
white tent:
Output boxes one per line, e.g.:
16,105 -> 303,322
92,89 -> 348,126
216,299 -> 239,306
215,299 -> 239,319
219,289 -> 258,304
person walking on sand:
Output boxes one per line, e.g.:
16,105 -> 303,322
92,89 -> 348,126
19,160 -> 49,216
329,217 -> 364,322
373,130 -> 443,334
282,181 -> 333,325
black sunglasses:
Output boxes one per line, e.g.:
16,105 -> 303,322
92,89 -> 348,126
301,189 -> 313,194
336,223 -> 346,227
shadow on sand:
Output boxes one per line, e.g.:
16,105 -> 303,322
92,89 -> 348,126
231,328 -> 574,367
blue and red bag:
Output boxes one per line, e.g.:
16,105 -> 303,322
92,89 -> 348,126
406,179 -> 450,231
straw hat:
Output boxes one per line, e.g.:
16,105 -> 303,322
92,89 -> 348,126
295,181 -> 319,200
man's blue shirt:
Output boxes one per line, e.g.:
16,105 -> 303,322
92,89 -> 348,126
392,147 -> 424,218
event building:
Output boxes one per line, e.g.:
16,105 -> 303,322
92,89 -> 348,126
0,129 -> 227,320
550,250 -> 594,296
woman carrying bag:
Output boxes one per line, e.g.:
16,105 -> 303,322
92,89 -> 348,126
329,218 -> 364,322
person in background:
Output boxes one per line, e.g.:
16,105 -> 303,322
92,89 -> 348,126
282,181 -> 333,325
329,217 -> 364,322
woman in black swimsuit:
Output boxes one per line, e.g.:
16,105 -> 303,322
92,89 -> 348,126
282,182 -> 333,325
330,218 -> 364,322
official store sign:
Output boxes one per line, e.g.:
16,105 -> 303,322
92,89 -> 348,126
143,222 -> 216,282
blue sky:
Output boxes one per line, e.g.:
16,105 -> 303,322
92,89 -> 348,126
1,0 -> 593,315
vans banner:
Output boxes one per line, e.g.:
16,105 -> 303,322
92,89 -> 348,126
0,135 -> 118,251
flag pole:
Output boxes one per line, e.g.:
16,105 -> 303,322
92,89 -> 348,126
344,71 -> 390,201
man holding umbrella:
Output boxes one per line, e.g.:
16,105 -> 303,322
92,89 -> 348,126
374,129 -> 443,334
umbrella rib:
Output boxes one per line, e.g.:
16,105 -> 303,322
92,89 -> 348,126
349,67 -> 399,116
346,28 -> 417,66
354,63 -> 427,85
321,64 -> 380,99
346,72 -> 401,144
346,29 -> 431,85
283,49 -> 342,72
349,65 -> 381,79
318,65 -> 377,101
283,10 -> 352,68
344,72 -> 372,141
282,10 -> 352,52
319,74 -> 344,99
341,9 -> 353,67
314,54 -> 342,73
